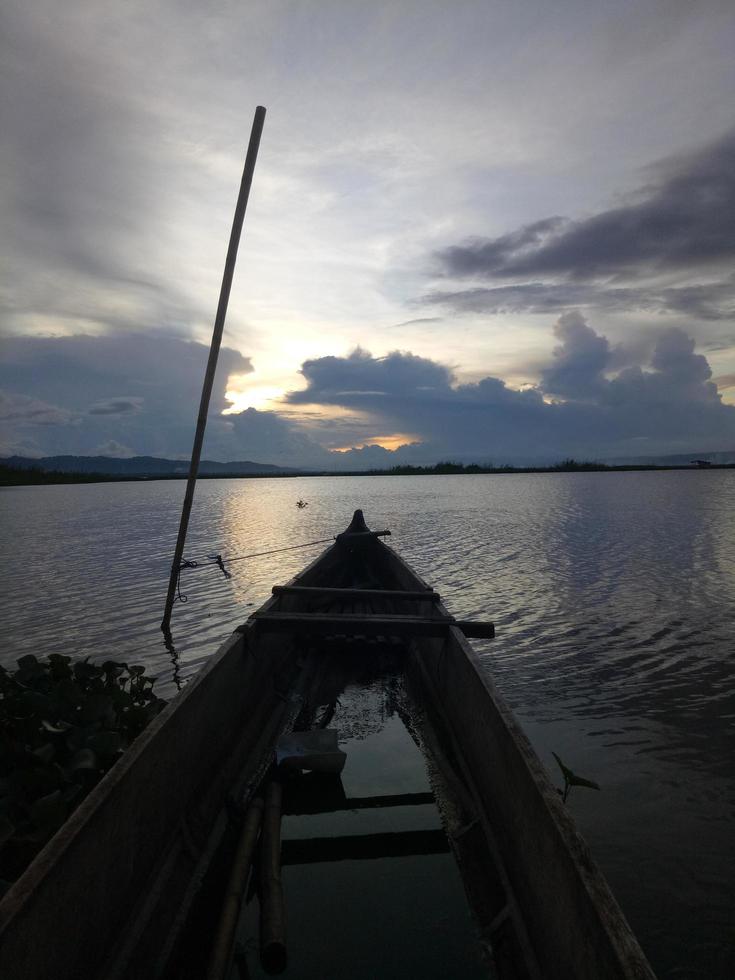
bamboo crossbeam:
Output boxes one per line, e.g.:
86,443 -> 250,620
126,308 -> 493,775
250,611 -> 495,639
271,586 -> 440,602
259,780 -> 286,974
281,829 -> 450,865
206,796 -> 264,980
336,529 -> 391,540
283,791 -> 435,816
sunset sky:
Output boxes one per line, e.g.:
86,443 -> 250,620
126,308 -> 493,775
2,0 -> 735,467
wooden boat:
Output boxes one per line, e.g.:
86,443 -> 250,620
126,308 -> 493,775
0,510 -> 656,980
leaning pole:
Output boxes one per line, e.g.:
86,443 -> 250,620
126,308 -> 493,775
161,105 -> 266,633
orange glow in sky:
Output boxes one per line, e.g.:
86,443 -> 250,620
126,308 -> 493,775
331,433 -> 419,452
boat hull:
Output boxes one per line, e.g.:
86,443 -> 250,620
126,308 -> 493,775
0,511 -> 656,979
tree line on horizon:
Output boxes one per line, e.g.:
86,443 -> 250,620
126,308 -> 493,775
4,457 -> 732,486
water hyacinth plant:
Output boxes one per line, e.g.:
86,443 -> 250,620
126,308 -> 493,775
0,654 -> 166,891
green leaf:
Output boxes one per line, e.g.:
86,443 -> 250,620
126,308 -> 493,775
48,654 -> 71,666
21,689 -> 52,714
32,743 -> 55,765
14,765 -> 62,797
16,655 -> 39,670
65,727 -> 88,753
79,693 -> 114,726
30,790 -> 67,832
41,719 -> 72,733
86,732 -> 121,757
101,662 -> 125,682
73,662 -> 104,690
55,679 -> 84,707
0,813 -> 15,846
68,748 -> 98,771
61,784 -> 83,807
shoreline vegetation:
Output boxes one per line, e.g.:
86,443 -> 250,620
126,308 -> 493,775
2,458 -> 732,486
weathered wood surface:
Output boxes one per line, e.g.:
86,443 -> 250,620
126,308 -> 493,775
378,531 -> 657,980
271,585 -> 440,602
281,829 -> 450,865
259,780 -> 287,974
206,796 -> 264,980
336,529 -> 391,540
251,611 -> 495,638
0,509 -> 654,980
0,631 -> 298,980
283,791 -> 434,815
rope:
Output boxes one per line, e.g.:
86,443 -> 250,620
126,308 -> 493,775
175,559 -> 198,603
184,535 -> 336,570
172,534 -> 337,603
172,529 -> 393,604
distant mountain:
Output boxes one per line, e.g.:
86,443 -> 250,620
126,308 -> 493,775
0,455 -> 298,477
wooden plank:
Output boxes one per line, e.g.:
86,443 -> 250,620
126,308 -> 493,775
336,530 -> 391,539
252,612 -> 451,637
272,585 -> 440,602
455,621 -> 496,639
283,791 -> 435,816
281,829 -> 449,865
251,611 -> 494,639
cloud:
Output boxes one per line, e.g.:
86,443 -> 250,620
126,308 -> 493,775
431,129 -> 735,321
287,347 -> 453,407
281,320 -> 735,460
211,408 -> 334,470
541,312 -> 611,399
0,333 -> 252,458
427,279 -> 735,320
88,398 -> 144,416
0,390 -> 76,426
1,319 -> 733,467
439,130 -> 735,279
90,440 -> 137,458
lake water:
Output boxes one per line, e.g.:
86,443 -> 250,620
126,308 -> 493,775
1,471 -> 734,978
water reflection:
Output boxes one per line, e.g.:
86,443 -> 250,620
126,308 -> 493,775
1,472 -> 734,978
161,626 -> 183,693
237,671 -> 487,980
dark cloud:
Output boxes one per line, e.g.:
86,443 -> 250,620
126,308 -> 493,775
282,321 -> 735,461
540,312 -> 610,399
2,320 -> 733,466
427,279 -> 735,320
439,130 -> 735,280
88,398 -> 144,416
0,5 -> 209,337
0,333 -> 252,458
432,129 -> 735,322
214,408 -> 333,470
287,347 -> 453,408
657,281 -> 735,321
0,391 -> 76,426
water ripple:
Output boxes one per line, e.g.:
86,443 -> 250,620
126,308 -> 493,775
1,471 -> 734,978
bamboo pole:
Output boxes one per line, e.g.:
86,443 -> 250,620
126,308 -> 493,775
206,796 -> 265,980
161,105 -> 266,632
259,779 -> 287,974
